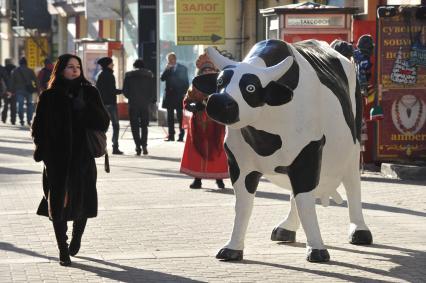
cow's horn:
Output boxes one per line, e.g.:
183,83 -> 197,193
264,56 -> 294,81
206,47 -> 238,70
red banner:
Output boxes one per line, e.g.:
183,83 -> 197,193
376,6 -> 426,162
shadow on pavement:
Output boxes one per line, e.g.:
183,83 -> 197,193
236,242 -> 424,283
0,242 -> 202,282
73,256 -> 203,283
0,145 -> 33,157
0,138 -> 33,144
0,242 -> 55,262
145,155 -> 182,163
110,164 -> 189,179
361,175 -> 426,186
0,166 -> 39,175
325,243 -> 426,283
207,188 -> 426,217
240,258 -> 390,283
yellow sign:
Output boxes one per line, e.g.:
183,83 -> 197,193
176,0 -> 225,45
25,37 -> 49,70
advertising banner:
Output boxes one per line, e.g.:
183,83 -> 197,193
376,6 -> 426,161
175,0 -> 225,45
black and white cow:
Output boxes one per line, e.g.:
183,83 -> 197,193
193,39 -> 372,262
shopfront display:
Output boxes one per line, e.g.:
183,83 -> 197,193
260,3 -> 358,44
375,5 -> 426,162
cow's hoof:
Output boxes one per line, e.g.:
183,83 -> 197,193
306,249 -> 330,263
271,227 -> 296,242
350,230 -> 373,245
216,248 -> 243,261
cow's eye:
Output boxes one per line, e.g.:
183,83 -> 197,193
246,84 -> 256,93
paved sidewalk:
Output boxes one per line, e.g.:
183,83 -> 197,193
0,121 -> 425,282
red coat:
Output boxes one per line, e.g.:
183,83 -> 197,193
180,88 -> 229,179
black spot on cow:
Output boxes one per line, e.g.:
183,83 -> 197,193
293,40 -> 356,143
224,143 -> 240,185
287,135 -> 326,196
264,81 -> 293,106
274,166 -> 288,174
239,74 -> 264,108
245,39 -> 299,91
245,171 -> 262,194
355,79 -> 362,143
217,69 -> 234,92
241,126 -> 282,156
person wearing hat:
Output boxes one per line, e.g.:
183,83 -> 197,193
160,52 -> 189,142
96,57 -> 123,154
10,57 -> 38,126
179,53 -> 229,189
123,59 -> 155,155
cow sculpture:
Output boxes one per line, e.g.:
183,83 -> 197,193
192,39 -> 373,263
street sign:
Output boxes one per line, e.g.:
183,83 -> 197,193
176,0 -> 225,45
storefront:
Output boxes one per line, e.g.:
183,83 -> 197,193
374,5 -> 426,163
260,2 -> 358,43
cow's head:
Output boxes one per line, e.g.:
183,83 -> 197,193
193,47 -> 294,129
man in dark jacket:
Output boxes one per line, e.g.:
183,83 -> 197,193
160,52 -> 189,142
123,59 -> 155,155
1,59 -> 16,124
96,57 -> 123,154
37,58 -> 54,92
11,57 -> 38,126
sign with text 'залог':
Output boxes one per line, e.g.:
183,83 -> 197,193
176,0 -> 225,45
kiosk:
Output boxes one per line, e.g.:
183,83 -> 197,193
260,2 -> 358,43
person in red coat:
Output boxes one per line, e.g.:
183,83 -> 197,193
180,53 -> 229,189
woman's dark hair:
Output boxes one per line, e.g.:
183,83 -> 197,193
48,54 -> 91,89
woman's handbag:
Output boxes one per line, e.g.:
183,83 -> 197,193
78,88 -> 110,173
86,130 -> 107,158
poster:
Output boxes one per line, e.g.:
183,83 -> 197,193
376,6 -> 426,161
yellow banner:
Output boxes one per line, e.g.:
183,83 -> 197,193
25,37 -> 49,70
176,0 -> 225,45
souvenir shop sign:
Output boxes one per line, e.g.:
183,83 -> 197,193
175,0 -> 225,45
376,6 -> 426,162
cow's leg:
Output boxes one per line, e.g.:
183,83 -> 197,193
271,194 -> 300,242
216,171 -> 261,261
287,136 -> 329,262
343,161 -> 372,245
294,191 -> 330,262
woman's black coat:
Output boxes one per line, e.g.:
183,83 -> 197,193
31,84 -> 110,221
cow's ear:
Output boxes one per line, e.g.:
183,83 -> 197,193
192,73 -> 219,94
264,81 -> 293,106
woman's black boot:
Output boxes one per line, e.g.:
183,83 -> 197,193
190,178 -> 202,189
69,218 -> 87,256
53,221 -> 71,266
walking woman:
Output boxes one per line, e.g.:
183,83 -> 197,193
31,54 -> 110,266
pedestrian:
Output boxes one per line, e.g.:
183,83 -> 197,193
11,57 -> 37,126
37,58 -> 54,92
123,59 -> 155,155
96,56 -> 123,154
31,54 -> 110,266
1,59 -> 16,124
180,53 -> 228,189
0,63 -> 6,110
160,52 -> 189,142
